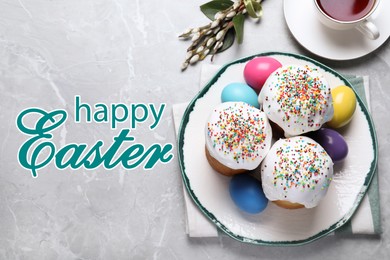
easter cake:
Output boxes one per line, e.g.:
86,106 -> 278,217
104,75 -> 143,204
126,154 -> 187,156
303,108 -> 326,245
260,136 -> 334,209
258,64 -> 334,137
205,102 -> 272,176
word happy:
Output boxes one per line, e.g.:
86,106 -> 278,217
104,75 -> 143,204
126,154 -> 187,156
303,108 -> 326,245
16,96 -> 174,178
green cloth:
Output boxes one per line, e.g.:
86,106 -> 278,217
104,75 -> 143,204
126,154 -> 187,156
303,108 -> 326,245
335,75 -> 382,235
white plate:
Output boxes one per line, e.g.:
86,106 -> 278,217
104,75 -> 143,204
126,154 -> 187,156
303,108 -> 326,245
283,0 -> 390,60
178,52 -> 378,245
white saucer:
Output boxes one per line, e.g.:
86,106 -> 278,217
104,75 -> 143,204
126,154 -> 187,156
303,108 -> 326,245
283,0 -> 390,60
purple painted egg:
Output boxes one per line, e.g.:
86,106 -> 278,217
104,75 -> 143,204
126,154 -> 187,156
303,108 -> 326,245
308,128 -> 348,163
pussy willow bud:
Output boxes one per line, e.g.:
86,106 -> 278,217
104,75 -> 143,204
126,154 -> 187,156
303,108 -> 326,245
214,12 -> 226,20
210,19 -> 220,29
196,46 -> 204,53
178,28 -> 192,38
206,38 -> 216,47
189,54 -> 199,64
192,28 -> 200,33
216,30 -> 224,41
181,62 -> 189,70
186,51 -> 193,59
214,41 -> 223,51
191,32 -> 200,41
182,28 -> 191,34
226,11 -> 236,18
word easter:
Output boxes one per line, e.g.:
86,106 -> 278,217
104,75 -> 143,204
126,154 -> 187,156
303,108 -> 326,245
16,99 -> 174,178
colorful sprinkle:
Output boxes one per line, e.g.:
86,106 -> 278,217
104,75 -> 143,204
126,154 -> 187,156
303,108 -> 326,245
274,66 -> 329,122
207,102 -> 269,163
261,65 -> 333,135
271,137 -> 332,192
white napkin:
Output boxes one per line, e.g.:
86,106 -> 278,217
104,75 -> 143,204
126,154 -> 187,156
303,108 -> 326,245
173,102 -> 218,237
173,64 -> 377,237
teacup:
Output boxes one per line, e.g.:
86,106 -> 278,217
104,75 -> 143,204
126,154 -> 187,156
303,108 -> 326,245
314,0 -> 380,40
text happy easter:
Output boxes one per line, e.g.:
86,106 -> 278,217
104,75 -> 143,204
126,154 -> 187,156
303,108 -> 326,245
16,96 -> 174,178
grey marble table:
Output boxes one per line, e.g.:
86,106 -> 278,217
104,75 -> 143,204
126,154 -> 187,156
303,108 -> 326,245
0,0 -> 389,259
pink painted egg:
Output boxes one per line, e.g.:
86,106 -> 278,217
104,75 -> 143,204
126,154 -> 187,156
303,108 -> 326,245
244,57 -> 282,92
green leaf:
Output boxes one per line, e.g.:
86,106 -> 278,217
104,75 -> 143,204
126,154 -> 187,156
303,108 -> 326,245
232,14 -> 245,44
200,0 -> 234,20
217,28 -> 235,53
244,0 -> 263,18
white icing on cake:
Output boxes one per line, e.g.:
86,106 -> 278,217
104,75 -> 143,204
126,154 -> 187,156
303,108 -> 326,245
259,65 -> 334,136
260,136 -> 333,208
205,102 -> 272,170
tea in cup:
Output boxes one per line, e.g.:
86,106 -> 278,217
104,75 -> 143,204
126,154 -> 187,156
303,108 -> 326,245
314,0 -> 380,40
